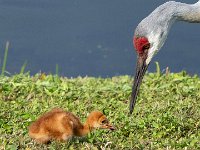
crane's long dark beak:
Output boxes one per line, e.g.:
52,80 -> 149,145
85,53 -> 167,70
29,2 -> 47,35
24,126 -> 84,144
130,55 -> 148,114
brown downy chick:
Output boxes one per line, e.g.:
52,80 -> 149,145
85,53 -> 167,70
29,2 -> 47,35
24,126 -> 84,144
28,108 -> 115,144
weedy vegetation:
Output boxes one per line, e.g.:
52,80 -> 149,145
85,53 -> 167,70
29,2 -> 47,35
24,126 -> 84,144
0,44 -> 200,149
0,71 -> 199,149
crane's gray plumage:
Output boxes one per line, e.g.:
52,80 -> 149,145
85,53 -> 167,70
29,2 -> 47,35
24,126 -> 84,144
135,1 -> 200,64
130,1 -> 200,114
135,1 -> 200,36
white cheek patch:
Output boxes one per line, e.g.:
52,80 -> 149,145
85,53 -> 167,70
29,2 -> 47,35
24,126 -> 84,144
146,26 -> 169,65
146,47 -> 158,65
146,54 -> 153,65
146,32 -> 160,65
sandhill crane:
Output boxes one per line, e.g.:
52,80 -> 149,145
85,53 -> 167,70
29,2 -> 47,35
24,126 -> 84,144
130,1 -> 200,114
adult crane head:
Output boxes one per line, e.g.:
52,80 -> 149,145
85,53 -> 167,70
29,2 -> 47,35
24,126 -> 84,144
129,5 -> 171,114
129,0 -> 200,114
130,30 -> 165,113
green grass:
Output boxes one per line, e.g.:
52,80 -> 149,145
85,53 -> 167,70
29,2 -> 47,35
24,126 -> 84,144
0,72 -> 200,149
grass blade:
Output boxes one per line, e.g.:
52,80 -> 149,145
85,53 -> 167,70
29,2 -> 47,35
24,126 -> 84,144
1,41 -> 9,76
20,61 -> 27,74
56,64 -> 59,76
155,61 -> 161,77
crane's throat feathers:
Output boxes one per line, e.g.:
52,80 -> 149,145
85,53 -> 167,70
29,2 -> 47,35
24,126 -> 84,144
133,36 -> 150,55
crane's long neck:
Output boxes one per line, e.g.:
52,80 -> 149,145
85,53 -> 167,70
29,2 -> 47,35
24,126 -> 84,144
135,1 -> 200,39
176,1 -> 200,23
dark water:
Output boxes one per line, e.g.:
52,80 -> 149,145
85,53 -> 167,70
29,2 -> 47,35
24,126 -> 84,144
0,0 -> 199,77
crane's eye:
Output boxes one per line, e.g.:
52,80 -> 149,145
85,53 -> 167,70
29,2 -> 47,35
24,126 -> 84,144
143,43 -> 150,50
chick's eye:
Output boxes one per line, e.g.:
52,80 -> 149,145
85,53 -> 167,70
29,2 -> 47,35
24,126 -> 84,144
101,120 -> 107,124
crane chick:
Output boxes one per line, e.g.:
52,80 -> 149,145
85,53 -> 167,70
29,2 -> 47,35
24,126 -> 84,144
28,108 -> 115,144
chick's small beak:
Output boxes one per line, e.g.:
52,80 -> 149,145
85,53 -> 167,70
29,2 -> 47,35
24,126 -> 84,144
108,124 -> 115,131
130,54 -> 149,114
101,123 -> 115,131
